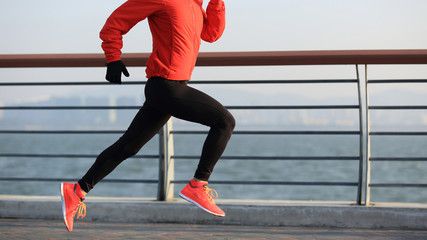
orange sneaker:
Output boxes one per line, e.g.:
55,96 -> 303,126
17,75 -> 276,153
60,182 -> 86,231
179,180 -> 225,217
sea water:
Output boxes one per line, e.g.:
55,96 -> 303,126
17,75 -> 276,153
0,127 -> 426,203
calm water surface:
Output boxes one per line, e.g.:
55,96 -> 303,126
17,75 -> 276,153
0,128 -> 426,203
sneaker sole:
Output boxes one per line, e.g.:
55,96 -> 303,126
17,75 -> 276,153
179,192 -> 225,217
60,183 -> 70,231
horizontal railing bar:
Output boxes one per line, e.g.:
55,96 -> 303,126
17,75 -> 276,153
0,153 -> 158,159
370,132 -> 427,136
191,80 -> 359,84
172,130 -> 361,135
0,106 -> 140,110
369,183 -> 427,188
2,50 -> 427,68
172,180 -> 358,186
0,177 -> 158,184
368,79 -> 427,84
0,130 -> 361,136
0,105 -> 360,110
370,157 -> 427,161
8,79 -> 427,87
0,130 -> 361,135
172,155 -> 360,160
0,130 -> 127,134
228,105 -> 360,110
369,106 -> 427,110
0,153 -> 359,161
0,82 -> 116,86
0,79 -> 358,86
0,177 -> 357,186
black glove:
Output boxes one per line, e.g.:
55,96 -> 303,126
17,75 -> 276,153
105,60 -> 130,84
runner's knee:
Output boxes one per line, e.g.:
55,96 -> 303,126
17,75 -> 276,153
216,113 -> 235,134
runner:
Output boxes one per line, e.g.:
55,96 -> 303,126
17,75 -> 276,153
60,0 -> 234,232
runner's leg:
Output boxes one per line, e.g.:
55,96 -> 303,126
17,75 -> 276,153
78,103 -> 170,193
144,78 -> 235,181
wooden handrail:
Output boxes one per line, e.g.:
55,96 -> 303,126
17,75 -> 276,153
1,49 -> 427,68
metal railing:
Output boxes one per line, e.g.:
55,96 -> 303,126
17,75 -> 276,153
1,50 -> 427,205
363,66 -> 427,205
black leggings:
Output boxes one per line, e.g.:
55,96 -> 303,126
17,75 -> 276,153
78,77 -> 235,193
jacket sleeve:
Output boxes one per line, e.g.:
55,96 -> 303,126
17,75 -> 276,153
201,0 -> 226,43
100,0 -> 162,63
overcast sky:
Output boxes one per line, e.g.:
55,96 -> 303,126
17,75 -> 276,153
1,0 -> 427,104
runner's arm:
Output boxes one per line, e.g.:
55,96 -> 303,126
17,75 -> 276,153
100,0 -> 162,63
201,0 -> 226,43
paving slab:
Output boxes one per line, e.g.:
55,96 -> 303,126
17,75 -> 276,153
1,196 -> 427,230
1,218 -> 427,240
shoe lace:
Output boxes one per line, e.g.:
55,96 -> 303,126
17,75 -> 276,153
75,201 -> 86,219
204,186 -> 218,202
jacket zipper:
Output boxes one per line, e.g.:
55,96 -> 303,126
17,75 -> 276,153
189,0 -> 197,66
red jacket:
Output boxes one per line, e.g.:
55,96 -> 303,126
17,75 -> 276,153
100,0 -> 226,80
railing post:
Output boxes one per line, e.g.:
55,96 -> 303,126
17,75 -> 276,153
356,65 -> 364,205
364,64 -> 372,205
157,119 -> 175,201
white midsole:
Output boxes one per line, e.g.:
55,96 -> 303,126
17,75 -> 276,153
60,183 -> 68,226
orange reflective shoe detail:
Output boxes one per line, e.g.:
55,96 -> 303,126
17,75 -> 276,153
60,183 -> 86,232
179,181 -> 225,217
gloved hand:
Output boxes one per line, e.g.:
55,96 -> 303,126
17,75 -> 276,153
105,60 -> 130,84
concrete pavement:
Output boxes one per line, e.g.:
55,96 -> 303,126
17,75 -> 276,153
1,195 -> 427,239
1,218 -> 427,240
1,195 -> 427,230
